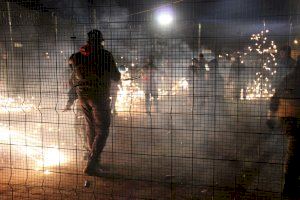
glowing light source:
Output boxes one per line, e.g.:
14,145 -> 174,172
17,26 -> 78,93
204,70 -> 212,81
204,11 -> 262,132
114,72 -> 145,114
294,39 -> 298,45
44,170 -> 51,175
0,124 -> 68,171
0,95 -> 36,113
113,69 -> 189,114
155,7 -> 174,26
37,147 -> 66,167
205,63 -> 210,71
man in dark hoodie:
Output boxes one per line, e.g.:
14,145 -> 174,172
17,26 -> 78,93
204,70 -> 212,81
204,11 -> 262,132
68,29 -> 120,176
269,57 -> 300,198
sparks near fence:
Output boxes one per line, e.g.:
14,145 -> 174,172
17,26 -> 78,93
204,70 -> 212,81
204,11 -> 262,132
0,124 -> 68,174
0,95 -> 36,113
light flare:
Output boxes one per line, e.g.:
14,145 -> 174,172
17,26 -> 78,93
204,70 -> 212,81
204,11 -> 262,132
0,124 -> 67,172
0,95 -> 36,113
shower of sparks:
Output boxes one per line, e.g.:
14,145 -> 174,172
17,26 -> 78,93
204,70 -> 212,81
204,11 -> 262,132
242,28 -> 277,100
114,68 -> 189,113
0,124 -> 67,174
114,70 -> 145,113
0,95 -> 36,113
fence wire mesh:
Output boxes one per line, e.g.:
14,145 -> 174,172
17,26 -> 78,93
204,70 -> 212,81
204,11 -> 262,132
0,0 -> 300,199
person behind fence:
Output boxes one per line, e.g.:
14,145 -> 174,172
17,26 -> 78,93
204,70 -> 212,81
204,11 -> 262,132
197,53 -> 210,107
187,58 -> 199,90
207,58 -> 224,102
141,56 -> 158,114
186,58 -> 200,107
198,53 -> 207,70
274,45 -> 296,88
68,29 -> 121,176
268,57 -> 300,198
228,55 -> 245,99
63,59 -> 89,158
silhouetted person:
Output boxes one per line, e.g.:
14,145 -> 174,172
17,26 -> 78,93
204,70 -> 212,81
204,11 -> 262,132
187,58 -> 199,89
228,56 -> 245,99
208,58 -> 224,101
68,29 -> 120,176
269,59 -> 300,198
198,53 -> 207,71
186,58 -> 200,108
142,56 -> 158,114
274,45 -> 296,88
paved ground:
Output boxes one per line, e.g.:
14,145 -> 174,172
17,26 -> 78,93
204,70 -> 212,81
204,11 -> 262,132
0,94 -> 287,199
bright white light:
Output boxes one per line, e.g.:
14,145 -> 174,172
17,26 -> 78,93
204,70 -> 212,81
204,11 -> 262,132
294,39 -> 298,45
157,13 -> 173,26
0,124 -> 67,170
205,63 -> 210,71
44,170 -> 51,175
156,8 -> 174,26
37,147 -> 66,167
0,95 -> 35,113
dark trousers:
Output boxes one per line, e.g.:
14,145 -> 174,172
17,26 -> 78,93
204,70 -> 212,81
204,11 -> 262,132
79,95 -> 111,163
281,118 -> 300,196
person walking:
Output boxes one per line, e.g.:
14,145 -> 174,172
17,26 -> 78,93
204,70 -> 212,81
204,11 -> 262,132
68,29 -> 120,176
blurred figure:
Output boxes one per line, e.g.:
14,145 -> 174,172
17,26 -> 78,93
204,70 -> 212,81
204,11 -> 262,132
141,56 -> 158,114
198,53 -> 208,78
68,29 -> 120,176
198,53 -> 207,71
268,59 -> 300,198
63,60 -> 88,158
228,55 -> 245,100
187,58 -> 199,89
208,58 -> 225,102
110,80 -> 119,115
186,58 -> 200,108
197,54 -> 210,108
274,45 -> 296,88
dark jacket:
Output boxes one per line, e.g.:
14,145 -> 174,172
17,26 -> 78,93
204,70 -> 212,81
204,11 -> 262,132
270,67 -> 300,116
69,44 -> 120,98
273,57 -> 296,88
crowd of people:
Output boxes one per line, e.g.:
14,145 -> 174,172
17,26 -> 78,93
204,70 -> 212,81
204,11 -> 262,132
63,29 -> 299,198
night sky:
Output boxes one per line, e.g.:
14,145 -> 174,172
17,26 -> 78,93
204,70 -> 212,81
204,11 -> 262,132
8,0 -> 300,50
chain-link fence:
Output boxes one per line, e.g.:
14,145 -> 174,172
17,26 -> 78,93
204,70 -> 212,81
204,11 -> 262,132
0,0 -> 300,199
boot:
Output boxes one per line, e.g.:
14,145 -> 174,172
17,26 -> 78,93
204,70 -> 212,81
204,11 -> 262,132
83,158 -> 104,177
